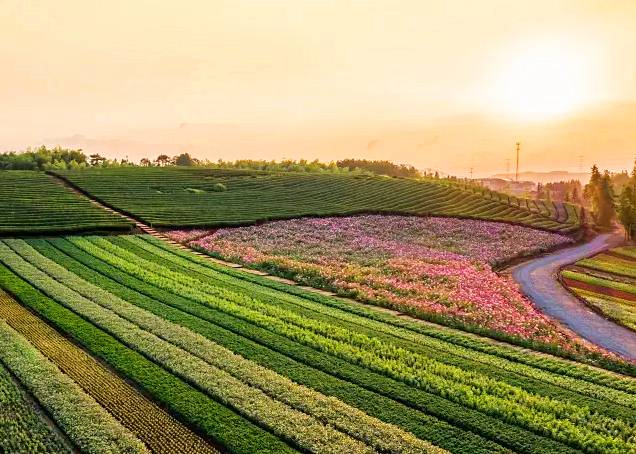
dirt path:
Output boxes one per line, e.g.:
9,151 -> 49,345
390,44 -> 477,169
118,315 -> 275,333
510,231 -> 636,360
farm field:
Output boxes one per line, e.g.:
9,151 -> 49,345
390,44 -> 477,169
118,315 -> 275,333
0,171 -> 133,235
172,215 -> 600,356
52,167 -> 580,233
1,234 -> 635,453
562,246 -> 636,331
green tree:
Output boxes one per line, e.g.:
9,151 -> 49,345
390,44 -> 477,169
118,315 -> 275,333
595,171 -> 616,227
89,154 -> 106,166
154,154 -> 172,166
618,186 -> 636,240
174,153 -> 195,166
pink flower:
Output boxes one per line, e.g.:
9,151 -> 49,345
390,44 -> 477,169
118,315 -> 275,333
171,215 -> 606,356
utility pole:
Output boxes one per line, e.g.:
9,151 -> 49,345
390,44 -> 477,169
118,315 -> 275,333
469,167 -> 473,180
515,142 -> 521,182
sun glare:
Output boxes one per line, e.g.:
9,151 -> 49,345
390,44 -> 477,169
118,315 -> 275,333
490,41 -> 598,121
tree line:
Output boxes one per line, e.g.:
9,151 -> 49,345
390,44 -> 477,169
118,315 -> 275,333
583,162 -> 636,239
0,147 -> 433,178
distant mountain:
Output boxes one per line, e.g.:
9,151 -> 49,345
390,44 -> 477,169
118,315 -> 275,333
491,171 -> 590,185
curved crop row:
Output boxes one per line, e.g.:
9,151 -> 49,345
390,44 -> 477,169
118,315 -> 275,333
0,263 -> 297,454
0,318 -> 147,453
3,239 -> 442,454
0,171 -> 131,234
0,291 -> 218,454
124,235 -> 636,413
0,344 -> 70,453
143,234 -> 636,384
70,236 -> 636,453
52,168 -> 578,233
37,236 -> 511,454
0,242 -> 430,454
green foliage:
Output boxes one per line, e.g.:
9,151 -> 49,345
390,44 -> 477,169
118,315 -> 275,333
584,165 -> 616,227
0,355 -> 70,453
0,171 -> 132,235
5,234 -> 636,452
0,319 -> 147,453
40,237 -> 502,454
6,239 -> 438,454
0,146 -> 87,171
175,153 -> 196,166
0,263 -> 297,454
617,164 -> 636,239
212,182 -> 227,192
53,167 -> 577,232
53,236 -> 636,452
336,159 -> 421,178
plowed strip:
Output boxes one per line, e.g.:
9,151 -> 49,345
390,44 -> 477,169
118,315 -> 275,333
562,278 -> 636,303
0,292 -> 219,454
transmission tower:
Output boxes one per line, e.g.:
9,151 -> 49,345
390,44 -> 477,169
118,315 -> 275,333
515,142 -> 521,182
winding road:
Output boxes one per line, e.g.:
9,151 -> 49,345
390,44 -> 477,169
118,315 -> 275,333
511,231 -> 636,360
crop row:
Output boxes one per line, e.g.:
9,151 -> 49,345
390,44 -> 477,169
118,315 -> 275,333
2,239 -> 442,454
145,234 -> 636,383
0,291 -> 218,454
0,315 -> 147,453
0,262 -> 298,454
52,168 -> 575,232
126,234 -> 636,412
36,236 -> 510,454
613,246 -> 636,259
0,337 -> 70,453
577,253 -> 636,279
569,288 -> 636,332
66,236 -> 636,453
562,269 -> 636,296
0,240 -> 450,454
0,171 -> 132,234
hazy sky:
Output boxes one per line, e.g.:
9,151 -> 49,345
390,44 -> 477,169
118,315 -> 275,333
2,0 -> 636,176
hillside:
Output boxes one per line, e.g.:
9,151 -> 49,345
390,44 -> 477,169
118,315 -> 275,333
52,168 -> 580,233
0,171 -> 132,235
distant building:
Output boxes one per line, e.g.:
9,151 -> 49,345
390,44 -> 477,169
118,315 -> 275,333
476,178 -> 535,195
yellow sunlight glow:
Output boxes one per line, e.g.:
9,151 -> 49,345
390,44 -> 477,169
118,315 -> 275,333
491,41 -> 598,120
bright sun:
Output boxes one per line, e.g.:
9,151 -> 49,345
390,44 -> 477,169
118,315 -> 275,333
491,41 -> 598,120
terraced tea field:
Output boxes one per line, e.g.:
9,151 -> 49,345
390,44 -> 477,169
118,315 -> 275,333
0,234 -> 635,453
52,168 -> 580,233
562,246 -> 636,331
0,171 -> 133,235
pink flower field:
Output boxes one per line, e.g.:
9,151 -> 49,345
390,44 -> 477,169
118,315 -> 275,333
176,215 -> 605,354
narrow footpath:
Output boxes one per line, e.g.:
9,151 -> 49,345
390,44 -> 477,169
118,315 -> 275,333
511,232 -> 636,360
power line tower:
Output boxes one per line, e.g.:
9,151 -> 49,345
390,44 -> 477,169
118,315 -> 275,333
515,142 -> 521,182
469,167 -> 474,180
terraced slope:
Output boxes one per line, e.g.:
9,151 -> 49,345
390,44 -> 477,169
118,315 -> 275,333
0,171 -> 132,235
1,234 -> 635,453
562,246 -> 636,331
52,168 -> 579,232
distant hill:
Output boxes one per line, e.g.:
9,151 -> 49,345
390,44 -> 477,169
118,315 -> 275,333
491,171 -> 590,185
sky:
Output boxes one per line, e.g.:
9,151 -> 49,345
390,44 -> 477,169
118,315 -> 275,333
2,0 -> 636,176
